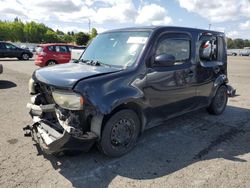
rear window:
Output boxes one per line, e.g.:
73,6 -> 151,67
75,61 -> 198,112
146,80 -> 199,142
36,47 -> 43,53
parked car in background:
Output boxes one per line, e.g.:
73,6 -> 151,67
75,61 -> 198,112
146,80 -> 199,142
227,49 -> 238,56
0,64 -> 2,74
71,46 -> 86,60
35,43 -> 76,67
28,46 -> 36,52
25,26 -> 235,157
0,42 -> 33,60
239,47 -> 250,56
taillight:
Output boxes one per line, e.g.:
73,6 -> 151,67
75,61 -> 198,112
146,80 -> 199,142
39,51 -> 47,56
36,47 -> 46,56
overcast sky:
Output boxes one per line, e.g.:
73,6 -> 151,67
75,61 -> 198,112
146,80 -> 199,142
0,0 -> 250,39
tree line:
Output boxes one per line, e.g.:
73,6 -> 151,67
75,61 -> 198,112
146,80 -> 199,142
227,38 -> 250,49
0,18 -> 98,45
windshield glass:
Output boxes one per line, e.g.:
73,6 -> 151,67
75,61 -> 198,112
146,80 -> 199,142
80,31 -> 150,68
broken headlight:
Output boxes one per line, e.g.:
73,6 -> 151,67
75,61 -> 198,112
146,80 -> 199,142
28,78 -> 36,94
52,90 -> 84,110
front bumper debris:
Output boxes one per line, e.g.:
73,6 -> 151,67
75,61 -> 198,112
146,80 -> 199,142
23,120 -> 97,154
25,100 -> 97,154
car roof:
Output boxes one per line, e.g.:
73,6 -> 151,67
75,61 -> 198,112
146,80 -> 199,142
0,41 -> 13,44
101,26 -> 224,35
38,43 -> 76,47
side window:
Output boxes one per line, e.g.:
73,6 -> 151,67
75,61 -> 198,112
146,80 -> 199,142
55,46 -> 69,53
199,35 -> 217,61
4,43 -> 16,50
0,43 -> 4,49
217,37 -> 225,61
156,36 -> 190,64
47,46 -> 55,52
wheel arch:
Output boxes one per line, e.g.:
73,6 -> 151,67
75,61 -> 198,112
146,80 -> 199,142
90,101 -> 146,139
46,59 -> 57,65
211,74 -> 228,98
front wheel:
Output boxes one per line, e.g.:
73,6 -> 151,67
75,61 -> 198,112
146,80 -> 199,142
99,109 -> 140,157
21,53 -> 30,60
207,85 -> 228,115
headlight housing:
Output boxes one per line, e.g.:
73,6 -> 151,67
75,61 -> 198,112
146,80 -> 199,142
52,90 -> 84,110
28,78 -> 36,94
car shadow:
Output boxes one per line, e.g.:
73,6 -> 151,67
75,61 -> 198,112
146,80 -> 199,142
0,80 -> 17,89
41,105 -> 250,187
0,59 -> 34,61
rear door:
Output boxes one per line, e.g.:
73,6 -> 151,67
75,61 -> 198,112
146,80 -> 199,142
55,45 -> 71,64
196,34 -> 227,106
144,32 -> 197,125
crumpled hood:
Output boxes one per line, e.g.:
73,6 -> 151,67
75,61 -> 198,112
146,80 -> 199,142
34,63 -> 121,88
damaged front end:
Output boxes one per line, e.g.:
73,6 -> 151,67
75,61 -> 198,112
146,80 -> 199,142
24,78 -> 98,154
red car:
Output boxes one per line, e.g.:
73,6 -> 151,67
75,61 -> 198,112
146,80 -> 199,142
35,44 -> 76,67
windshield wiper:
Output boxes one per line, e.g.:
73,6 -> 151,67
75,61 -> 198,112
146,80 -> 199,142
79,59 -> 112,68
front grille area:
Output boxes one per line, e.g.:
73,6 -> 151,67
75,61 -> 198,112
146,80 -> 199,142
55,106 -> 89,132
34,82 -> 90,133
37,83 -> 54,104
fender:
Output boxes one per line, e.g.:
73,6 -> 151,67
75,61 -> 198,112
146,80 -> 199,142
74,70 -> 147,136
211,74 -> 228,98
89,90 -> 145,139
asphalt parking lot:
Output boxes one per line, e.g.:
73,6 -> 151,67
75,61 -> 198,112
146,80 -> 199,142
0,56 -> 250,188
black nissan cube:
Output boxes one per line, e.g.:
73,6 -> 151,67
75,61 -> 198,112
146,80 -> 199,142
25,26 -> 235,157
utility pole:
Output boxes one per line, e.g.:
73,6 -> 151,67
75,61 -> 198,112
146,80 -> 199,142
88,18 -> 91,34
209,24 -> 212,30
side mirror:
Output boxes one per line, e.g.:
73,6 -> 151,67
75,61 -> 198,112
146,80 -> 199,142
154,54 -> 176,66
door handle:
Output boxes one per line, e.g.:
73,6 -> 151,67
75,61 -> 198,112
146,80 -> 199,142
214,66 -> 220,73
187,71 -> 194,77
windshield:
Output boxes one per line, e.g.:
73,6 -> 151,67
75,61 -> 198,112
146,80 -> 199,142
80,31 -> 150,68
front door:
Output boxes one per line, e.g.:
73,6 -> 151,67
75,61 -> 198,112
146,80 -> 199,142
3,43 -> 19,57
0,43 -> 5,57
144,33 -> 197,126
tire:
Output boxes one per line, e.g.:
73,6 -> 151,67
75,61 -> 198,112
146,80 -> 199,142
21,53 -> 30,60
47,60 -> 57,66
207,85 -> 228,115
63,150 -> 82,156
99,109 -> 140,157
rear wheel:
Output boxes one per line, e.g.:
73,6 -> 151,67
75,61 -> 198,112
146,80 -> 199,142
207,85 -> 228,115
47,60 -> 57,66
99,109 -> 140,157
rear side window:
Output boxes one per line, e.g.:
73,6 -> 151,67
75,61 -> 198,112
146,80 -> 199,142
199,35 -> 217,61
217,37 -> 225,61
55,46 -> 69,53
156,38 -> 190,62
